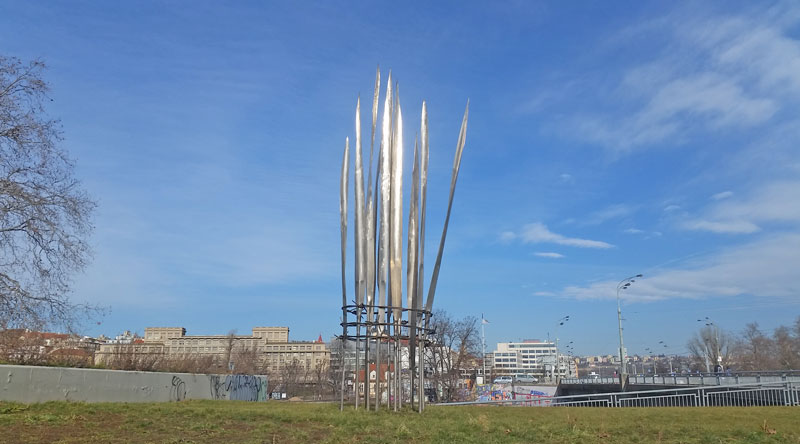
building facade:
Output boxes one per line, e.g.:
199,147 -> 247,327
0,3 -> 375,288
95,326 -> 329,376
491,339 -> 577,379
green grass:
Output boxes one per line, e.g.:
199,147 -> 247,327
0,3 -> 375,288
0,401 -> 798,444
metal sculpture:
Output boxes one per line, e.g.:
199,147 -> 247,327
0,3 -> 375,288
339,69 -> 468,412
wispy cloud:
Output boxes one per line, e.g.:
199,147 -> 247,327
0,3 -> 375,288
711,191 -> 734,200
516,222 -> 614,249
559,233 -> 800,302
499,231 -> 517,242
561,5 -> 800,152
681,220 -> 760,234
584,204 -> 634,225
534,252 -> 565,259
624,228 -> 662,239
682,180 -> 800,234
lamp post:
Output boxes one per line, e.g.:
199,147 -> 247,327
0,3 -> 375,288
481,314 -> 488,384
564,343 -> 575,377
659,341 -> 673,374
697,317 -> 722,373
644,347 -> 657,376
553,315 -> 569,382
616,274 -> 642,378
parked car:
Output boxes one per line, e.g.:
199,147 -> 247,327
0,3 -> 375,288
493,376 -> 513,384
515,374 -> 538,383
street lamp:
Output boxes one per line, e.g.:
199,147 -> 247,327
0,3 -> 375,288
480,314 -> 489,384
617,274 -> 642,378
697,317 -> 722,373
553,315 -> 569,382
644,347 -> 657,375
659,341 -> 673,374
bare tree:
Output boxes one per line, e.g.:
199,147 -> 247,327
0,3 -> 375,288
425,311 -> 479,402
773,325 -> 800,370
231,343 -> 262,375
279,357 -> 303,398
224,330 -> 237,372
733,323 -> 777,371
0,56 -> 96,330
310,359 -> 333,400
163,353 -> 219,374
0,328 -> 46,365
687,325 -> 732,372
106,344 -> 165,372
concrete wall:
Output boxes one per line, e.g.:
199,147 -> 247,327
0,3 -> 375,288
0,365 -> 268,403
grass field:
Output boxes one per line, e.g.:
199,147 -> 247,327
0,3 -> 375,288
1,401 -> 798,444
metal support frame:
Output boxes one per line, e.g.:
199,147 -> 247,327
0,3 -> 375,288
339,304 -> 433,411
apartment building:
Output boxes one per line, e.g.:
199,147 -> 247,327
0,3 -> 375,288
491,339 -> 577,379
95,326 -> 329,374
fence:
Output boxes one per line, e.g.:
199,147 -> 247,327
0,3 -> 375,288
438,381 -> 800,408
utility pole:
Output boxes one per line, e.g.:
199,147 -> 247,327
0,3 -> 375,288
481,314 -> 488,384
617,274 -> 642,379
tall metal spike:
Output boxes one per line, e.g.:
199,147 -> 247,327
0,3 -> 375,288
365,68 -> 380,322
417,101 -> 429,316
377,72 -> 393,334
425,101 -> 469,317
389,84 -> 404,325
340,136 -> 350,311
339,136 -> 349,411
354,98 -> 366,307
416,102 -> 429,412
406,134 -> 421,407
407,135 -> 420,313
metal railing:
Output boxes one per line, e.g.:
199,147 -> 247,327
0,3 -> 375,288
563,371 -> 800,387
438,381 -> 799,408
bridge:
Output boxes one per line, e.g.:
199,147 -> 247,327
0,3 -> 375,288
556,371 -> 800,397
562,370 -> 800,388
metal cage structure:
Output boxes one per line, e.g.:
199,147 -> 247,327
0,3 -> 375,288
338,69 -> 469,412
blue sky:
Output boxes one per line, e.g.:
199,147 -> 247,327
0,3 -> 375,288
2,1 -> 799,356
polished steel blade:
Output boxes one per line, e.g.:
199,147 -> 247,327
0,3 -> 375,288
377,72 -> 393,333
389,83 -> 404,323
340,137 -> 350,309
425,101 -> 469,316
354,97 -> 366,306
417,102 -> 429,314
365,68 -> 380,324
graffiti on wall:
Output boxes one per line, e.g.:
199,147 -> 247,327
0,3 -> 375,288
170,376 -> 186,401
209,374 -> 268,402
476,384 -> 556,405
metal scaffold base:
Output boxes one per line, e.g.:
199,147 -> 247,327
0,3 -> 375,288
338,304 -> 432,413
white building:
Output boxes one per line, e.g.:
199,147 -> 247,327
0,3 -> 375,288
491,339 -> 576,379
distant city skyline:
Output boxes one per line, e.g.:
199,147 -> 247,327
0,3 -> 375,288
1,1 -> 798,356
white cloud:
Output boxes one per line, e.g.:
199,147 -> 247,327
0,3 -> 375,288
519,222 -> 614,249
567,7 -> 800,152
499,231 -> 517,242
533,291 -> 556,297
711,191 -> 734,200
560,232 -> 800,302
624,228 -> 644,234
681,219 -> 760,234
683,180 -> 800,234
584,204 -> 634,225
663,205 -> 681,212
559,173 -> 573,183
534,252 -> 565,259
